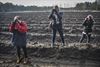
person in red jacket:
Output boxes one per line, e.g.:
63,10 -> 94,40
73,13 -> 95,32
9,16 -> 28,64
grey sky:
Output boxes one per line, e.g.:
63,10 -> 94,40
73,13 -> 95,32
0,0 -> 96,8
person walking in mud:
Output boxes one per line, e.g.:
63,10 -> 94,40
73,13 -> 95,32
48,5 -> 65,47
79,15 -> 94,43
9,16 -> 28,64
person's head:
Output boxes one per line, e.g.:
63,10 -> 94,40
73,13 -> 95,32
86,15 -> 93,20
53,5 -> 59,12
14,16 -> 21,22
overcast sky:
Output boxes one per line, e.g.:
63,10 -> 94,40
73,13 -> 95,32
0,0 -> 96,8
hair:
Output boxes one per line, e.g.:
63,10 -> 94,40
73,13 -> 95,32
54,5 -> 59,9
53,5 -> 59,11
86,15 -> 93,20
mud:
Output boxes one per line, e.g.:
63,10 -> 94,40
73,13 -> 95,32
0,41 -> 100,67
0,11 -> 100,67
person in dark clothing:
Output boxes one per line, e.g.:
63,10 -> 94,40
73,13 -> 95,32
80,15 -> 94,43
9,16 -> 28,64
48,5 -> 65,47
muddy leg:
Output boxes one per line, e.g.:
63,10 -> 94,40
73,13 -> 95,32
22,46 -> 27,58
87,34 -> 91,43
52,29 -> 57,47
58,28 -> 65,46
22,46 -> 28,64
80,34 -> 86,43
16,46 -> 21,63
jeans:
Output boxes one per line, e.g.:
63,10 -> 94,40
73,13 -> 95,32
16,46 -> 27,59
52,26 -> 65,46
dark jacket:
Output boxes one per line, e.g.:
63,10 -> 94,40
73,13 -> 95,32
49,9 -> 63,29
82,19 -> 94,33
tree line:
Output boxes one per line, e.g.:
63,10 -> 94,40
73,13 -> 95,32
0,2 -> 52,12
75,1 -> 100,10
0,1 -> 100,12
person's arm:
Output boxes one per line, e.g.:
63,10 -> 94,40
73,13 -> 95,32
91,20 -> 94,30
48,13 -> 52,20
23,21 -> 28,32
82,18 -> 87,26
15,21 -> 28,33
48,9 -> 55,20
9,22 -> 15,32
48,10 -> 54,29
59,12 -> 63,20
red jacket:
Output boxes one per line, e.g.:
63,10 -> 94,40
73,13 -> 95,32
9,21 -> 28,33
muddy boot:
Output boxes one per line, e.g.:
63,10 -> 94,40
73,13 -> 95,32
51,43 -> 54,48
23,58 -> 28,64
16,57 -> 20,64
17,57 -> 23,64
61,43 -> 65,47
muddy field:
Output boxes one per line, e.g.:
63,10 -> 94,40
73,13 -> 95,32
0,11 -> 100,67
0,11 -> 100,44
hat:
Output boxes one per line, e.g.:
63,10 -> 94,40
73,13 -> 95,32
14,16 -> 21,21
